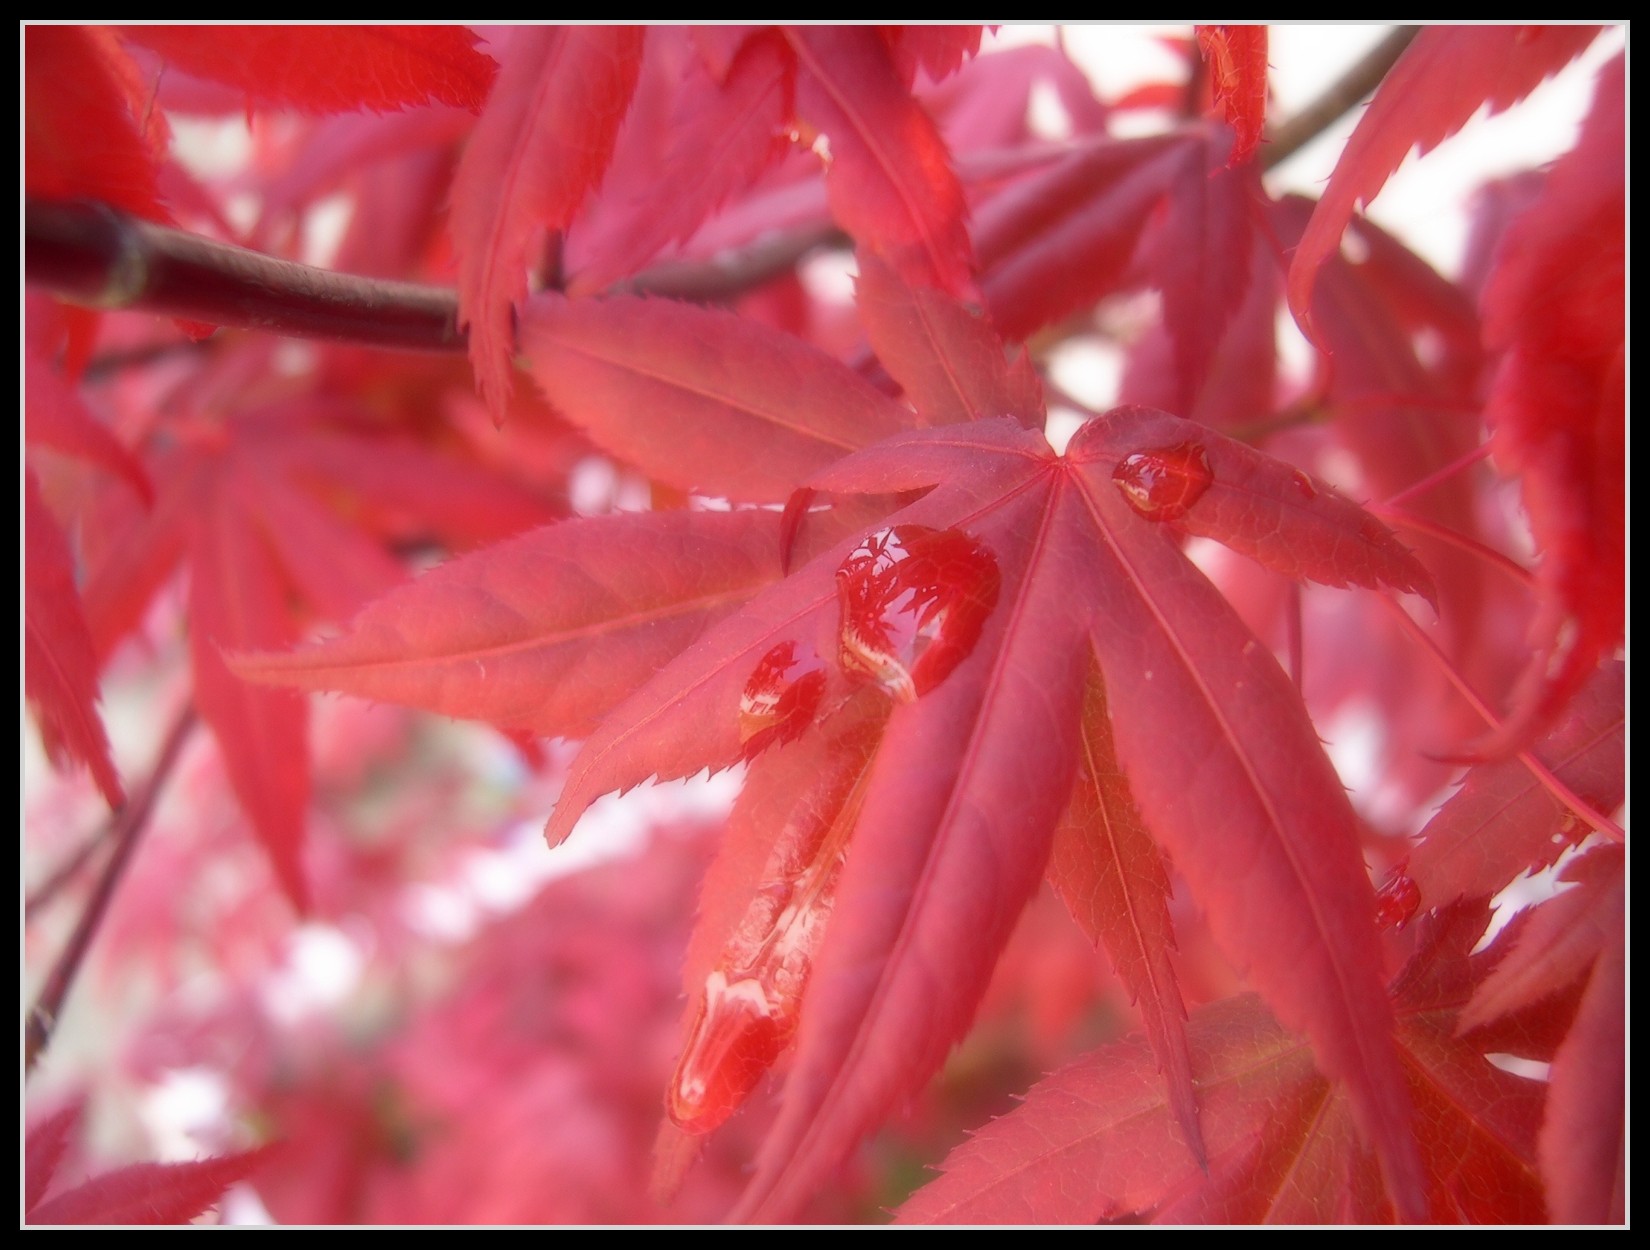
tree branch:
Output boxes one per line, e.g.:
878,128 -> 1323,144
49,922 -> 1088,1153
25,704 -> 197,1076
26,199 -> 466,353
25,29 -> 1418,359
1263,26 -> 1419,170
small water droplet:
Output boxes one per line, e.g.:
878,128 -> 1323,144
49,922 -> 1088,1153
835,525 -> 1000,702
1556,811 -> 1593,845
739,641 -> 827,760
1112,442 -> 1213,521
1290,468 -> 1318,500
1373,872 -> 1421,931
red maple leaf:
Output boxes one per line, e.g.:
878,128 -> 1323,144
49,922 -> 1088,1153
245,261 -> 1438,1220
24,25 -> 1626,1229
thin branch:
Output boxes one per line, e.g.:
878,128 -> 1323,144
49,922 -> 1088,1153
28,197 -> 849,354
1376,598 -> 1625,844
615,220 -> 849,302
1262,27 -> 1419,170
26,199 -> 466,353
25,705 -> 197,1076
25,818 -> 116,915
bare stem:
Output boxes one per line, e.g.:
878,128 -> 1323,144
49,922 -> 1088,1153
1263,27 -> 1420,170
26,199 -> 465,353
25,819 -> 115,915
25,705 -> 197,1076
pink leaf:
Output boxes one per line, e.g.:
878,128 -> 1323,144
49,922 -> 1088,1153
1047,666 -> 1205,1166
734,472 -> 1088,1220
1477,53 -> 1624,753
569,31 -> 793,294
1539,925 -> 1624,1223
237,510 -> 782,743
1287,26 -> 1602,341
1069,406 -> 1436,604
785,26 -> 974,298
25,471 -> 124,806
1456,845 -> 1622,1035
1408,660 -> 1623,909
452,26 -> 644,415
189,468 -> 310,910
520,293 -> 911,501
854,251 -> 1043,429
25,26 -> 172,223
1141,134 -> 1257,413
1067,448 -> 1426,1219
878,25 -> 983,87
976,134 -> 1190,343
25,1099 -> 84,1213
28,1147 -> 275,1225
1197,25 -> 1269,166
121,26 -> 496,113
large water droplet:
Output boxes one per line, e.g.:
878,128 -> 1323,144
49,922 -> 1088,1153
667,969 -> 788,1135
667,727 -> 874,1135
666,842 -> 845,1135
1373,871 -> 1421,932
835,525 -> 1000,702
1112,442 -> 1213,521
739,641 -> 827,760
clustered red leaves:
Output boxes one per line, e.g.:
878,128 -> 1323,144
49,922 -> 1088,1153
24,25 -> 1623,1226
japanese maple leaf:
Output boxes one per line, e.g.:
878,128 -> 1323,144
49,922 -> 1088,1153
1196,25 -> 1268,167
1476,53 -> 1624,754
241,256 -> 1437,1218
1286,25 -> 1604,343
119,25 -> 497,114
25,1100 -> 272,1226
896,902 -> 1550,1224
79,395 -> 558,909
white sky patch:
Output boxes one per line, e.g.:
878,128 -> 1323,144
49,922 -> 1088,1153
257,924 -> 367,1026
140,1067 -> 232,1163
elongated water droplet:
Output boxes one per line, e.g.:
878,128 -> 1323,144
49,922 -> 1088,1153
739,641 -> 827,760
1373,872 -> 1421,931
1112,442 -> 1213,521
835,524 -> 1000,702
1289,468 -> 1318,500
667,727 -> 874,1134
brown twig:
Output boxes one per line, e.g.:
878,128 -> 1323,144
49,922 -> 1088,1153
25,819 -> 116,915
25,705 -> 197,1076
25,29 -> 1419,358
1262,26 -> 1420,171
26,199 -> 466,353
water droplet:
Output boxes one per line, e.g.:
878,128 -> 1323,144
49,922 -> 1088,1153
1290,468 -> 1318,500
835,525 -> 1000,702
739,641 -> 827,760
667,834 -> 848,1135
667,969 -> 789,1135
1373,872 -> 1421,931
667,729 -> 874,1134
1112,442 -> 1213,521
1557,811 -> 1591,844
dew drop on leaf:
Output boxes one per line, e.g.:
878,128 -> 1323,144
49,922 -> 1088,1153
1373,871 -> 1421,931
1111,442 -> 1214,521
1289,468 -> 1318,500
739,641 -> 828,761
835,524 -> 1001,702
667,723 -> 877,1135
